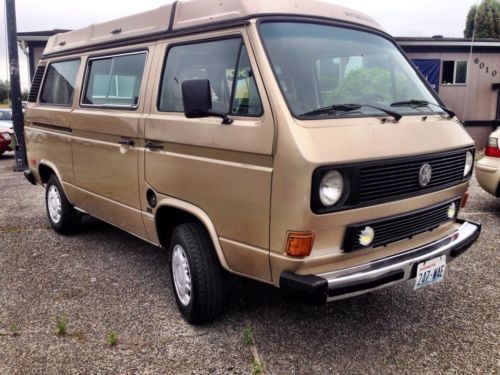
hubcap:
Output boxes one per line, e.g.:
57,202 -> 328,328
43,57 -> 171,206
172,244 -> 192,306
47,185 -> 62,224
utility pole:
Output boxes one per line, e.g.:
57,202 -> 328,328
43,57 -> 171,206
5,0 -> 27,171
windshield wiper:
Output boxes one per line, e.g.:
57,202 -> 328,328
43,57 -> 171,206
390,100 -> 456,119
302,103 -> 402,121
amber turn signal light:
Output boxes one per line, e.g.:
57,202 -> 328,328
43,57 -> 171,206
285,232 -> 314,257
461,191 -> 469,208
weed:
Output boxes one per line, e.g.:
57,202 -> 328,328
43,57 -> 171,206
252,359 -> 264,375
9,323 -> 19,336
56,316 -> 66,335
106,331 -> 118,346
242,326 -> 254,346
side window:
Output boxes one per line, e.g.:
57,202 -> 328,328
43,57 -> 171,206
83,52 -> 147,107
158,38 -> 263,116
40,60 -> 80,106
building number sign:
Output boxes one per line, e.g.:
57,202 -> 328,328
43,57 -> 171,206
474,58 -> 498,77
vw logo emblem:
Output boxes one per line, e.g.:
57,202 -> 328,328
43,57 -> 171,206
419,163 -> 432,187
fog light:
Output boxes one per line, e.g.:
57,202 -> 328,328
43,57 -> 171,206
359,226 -> 375,246
447,202 -> 456,219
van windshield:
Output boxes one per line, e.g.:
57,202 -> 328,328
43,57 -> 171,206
259,22 -> 442,119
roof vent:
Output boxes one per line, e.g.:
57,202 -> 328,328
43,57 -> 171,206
432,35 -> 444,39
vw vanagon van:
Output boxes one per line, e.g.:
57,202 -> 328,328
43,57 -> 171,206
24,0 -> 481,324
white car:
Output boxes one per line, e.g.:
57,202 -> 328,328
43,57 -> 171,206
475,127 -> 500,197
0,109 -> 13,129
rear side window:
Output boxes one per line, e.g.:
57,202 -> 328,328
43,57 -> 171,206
158,38 -> 263,116
40,60 -> 80,106
83,52 -> 147,107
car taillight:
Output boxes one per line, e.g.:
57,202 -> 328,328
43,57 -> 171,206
485,137 -> 500,157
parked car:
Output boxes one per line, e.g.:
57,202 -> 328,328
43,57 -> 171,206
475,127 -> 500,197
23,0 -> 481,324
0,109 -> 13,128
0,125 -> 14,156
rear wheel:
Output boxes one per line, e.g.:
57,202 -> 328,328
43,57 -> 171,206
45,174 -> 81,234
169,222 -> 223,324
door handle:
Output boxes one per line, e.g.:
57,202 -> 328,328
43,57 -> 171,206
118,139 -> 135,147
145,141 -> 164,150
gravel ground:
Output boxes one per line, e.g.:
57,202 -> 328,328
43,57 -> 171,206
0,151 -> 498,374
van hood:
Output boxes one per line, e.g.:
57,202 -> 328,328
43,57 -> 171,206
291,116 -> 474,165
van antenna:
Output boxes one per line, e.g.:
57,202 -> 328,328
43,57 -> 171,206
462,0 -> 481,122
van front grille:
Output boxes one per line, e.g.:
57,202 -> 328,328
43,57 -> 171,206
357,151 -> 466,204
28,65 -> 46,103
343,198 -> 461,252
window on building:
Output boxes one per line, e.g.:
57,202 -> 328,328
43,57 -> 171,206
442,60 -> 467,85
158,38 -> 263,116
83,52 -> 147,107
40,60 -> 80,105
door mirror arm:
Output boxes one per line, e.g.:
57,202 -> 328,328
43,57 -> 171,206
207,110 -> 233,125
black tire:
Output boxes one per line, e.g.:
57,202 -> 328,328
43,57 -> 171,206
45,174 -> 81,234
169,222 -> 223,324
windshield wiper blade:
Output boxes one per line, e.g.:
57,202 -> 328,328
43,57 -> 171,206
390,100 -> 456,119
302,103 -> 402,121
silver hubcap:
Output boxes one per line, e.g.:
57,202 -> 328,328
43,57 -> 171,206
47,185 -> 62,224
172,244 -> 192,306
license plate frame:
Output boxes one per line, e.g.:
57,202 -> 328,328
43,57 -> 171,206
414,255 -> 447,290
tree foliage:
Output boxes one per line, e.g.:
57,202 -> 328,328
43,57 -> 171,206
464,0 -> 500,38
0,80 -> 10,102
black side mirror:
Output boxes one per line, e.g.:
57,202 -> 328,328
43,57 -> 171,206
181,79 -> 233,125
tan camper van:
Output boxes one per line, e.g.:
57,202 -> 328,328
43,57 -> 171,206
24,0 -> 481,323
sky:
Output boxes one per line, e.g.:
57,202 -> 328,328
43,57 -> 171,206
0,0 -> 478,90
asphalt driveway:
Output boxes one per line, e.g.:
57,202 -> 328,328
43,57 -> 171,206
0,151 -> 498,374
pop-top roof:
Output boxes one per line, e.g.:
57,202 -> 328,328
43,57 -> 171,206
43,0 -> 384,56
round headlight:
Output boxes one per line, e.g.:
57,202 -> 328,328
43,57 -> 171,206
464,151 -> 473,177
319,170 -> 344,206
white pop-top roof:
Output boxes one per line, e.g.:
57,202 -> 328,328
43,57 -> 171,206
44,0 -> 384,56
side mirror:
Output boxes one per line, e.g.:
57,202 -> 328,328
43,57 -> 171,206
181,79 -> 233,125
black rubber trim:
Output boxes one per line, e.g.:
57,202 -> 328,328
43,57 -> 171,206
167,1 -> 178,33
280,272 -> 328,300
23,169 -> 37,185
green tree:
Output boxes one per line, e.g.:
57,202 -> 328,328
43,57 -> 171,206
464,0 -> 500,38
0,80 -> 10,102
21,90 -> 29,101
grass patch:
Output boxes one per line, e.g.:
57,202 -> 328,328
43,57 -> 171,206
106,331 -> 118,346
252,359 -> 264,375
242,326 -> 254,346
56,316 -> 67,335
9,323 -> 19,336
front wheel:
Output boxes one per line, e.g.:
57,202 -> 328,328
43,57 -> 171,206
45,174 -> 81,234
169,223 -> 223,324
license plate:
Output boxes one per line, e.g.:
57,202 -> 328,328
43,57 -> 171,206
414,255 -> 446,290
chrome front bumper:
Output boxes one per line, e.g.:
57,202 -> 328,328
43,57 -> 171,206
280,220 -> 481,303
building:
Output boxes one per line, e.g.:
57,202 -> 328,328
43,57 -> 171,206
17,30 -> 70,81
397,37 -> 500,148
17,31 -> 500,147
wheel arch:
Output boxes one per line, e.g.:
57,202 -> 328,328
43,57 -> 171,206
38,160 -> 63,186
154,198 -> 230,271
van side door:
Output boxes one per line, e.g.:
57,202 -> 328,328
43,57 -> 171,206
145,30 -> 274,281
69,45 -> 155,238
